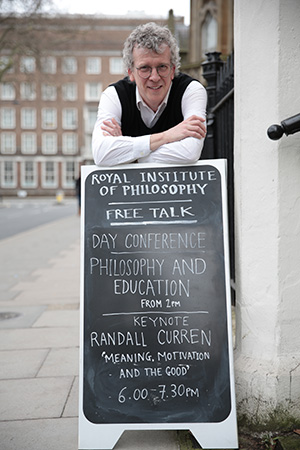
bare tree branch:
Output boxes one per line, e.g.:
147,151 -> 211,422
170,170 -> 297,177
0,0 -> 79,82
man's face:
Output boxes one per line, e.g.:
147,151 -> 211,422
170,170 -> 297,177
128,44 -> 175,112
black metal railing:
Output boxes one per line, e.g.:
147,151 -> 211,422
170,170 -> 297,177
201,51 -> 235,289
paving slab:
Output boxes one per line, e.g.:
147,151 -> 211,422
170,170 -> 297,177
33,309 -> 79,328
0,376 -> 74,420
0,349 -> 49,379
63,376 -> 79,418
37,347 -> 79,377
11,277 -> 80,297
0,286 -> 22,301
0,217 -> 79,267
8,291 -> 80,305
0,305 -> 46,329
0,417 -> 78,450
45,304 -> 79,313
114,430 -> 179,450
11,260 -> 80,293
0,326 -> 79,350
11,279 -> 79,293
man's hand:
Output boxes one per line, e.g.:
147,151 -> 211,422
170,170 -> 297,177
165,115 -> 206,142
101,118 -> 122,137
150,115 -> 206,152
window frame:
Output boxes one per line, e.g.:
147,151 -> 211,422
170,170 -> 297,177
62,56 -> 77,74
1,160 -> 17,188
21,107 -> 37,130
42,107 -> 57,130
86,57 -> 102,74
1,107 -> 16,129
21,132 -> 37,154
21,160 -> 38,188
1,132 -> 16,154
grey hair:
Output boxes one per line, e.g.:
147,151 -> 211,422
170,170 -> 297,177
123,22 -> 181,75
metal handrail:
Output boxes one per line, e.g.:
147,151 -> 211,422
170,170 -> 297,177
267,113 -> 300,140
211,88 -> 234,114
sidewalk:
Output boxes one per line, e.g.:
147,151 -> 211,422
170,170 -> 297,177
0,215 -> 178,450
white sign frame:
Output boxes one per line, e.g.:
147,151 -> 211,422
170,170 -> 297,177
79,160 -> 238,449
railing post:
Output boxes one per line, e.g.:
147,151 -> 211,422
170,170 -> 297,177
201,52 -> 224,159
201,51 -> 235,292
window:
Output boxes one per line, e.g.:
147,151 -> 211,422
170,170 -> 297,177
20,56 -> 35,73
21,133 -> 37,154
62,133 -> 78,154
1,108 -> 16,129
20,82 -> 36,100
85,82 -> 102,102
62,108 -> 77,130
0,56 -> 14,74
41,56 -> 56,74
62,57 -> 77,74
84,134 -> 92,158
21,160 -> 37,188
41,84 -> 57,101
86,57 -> 101,74
0,83 -> 15,101
42,133 -> 57,154
109,57 -> 124,74
63,160 -> 76,188
85,108 -> 97,133
42,108 -> 57,129
2,161 -> 17,188
21,108 -> 36,129
201,12 -> 218,55
1,132 -> 16,154
62,83 -> 77,101
42,161 -> 57,188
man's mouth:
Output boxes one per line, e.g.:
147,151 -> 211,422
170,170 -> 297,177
148,85 -> 162,90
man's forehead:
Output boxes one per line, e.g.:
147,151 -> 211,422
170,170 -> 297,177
132,44 -> 170,59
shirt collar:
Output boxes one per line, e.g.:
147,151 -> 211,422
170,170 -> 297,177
135,83 -> 172,113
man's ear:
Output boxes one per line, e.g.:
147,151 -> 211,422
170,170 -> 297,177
128,69 -> 135,82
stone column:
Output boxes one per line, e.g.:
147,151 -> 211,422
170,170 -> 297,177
234,0 -> 300,427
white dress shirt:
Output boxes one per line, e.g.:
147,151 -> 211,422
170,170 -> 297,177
92,79 -> 207,166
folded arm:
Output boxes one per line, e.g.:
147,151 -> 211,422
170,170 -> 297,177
92,81 -> 207,166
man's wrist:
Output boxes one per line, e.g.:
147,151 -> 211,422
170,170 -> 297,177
150,131 -> 168,152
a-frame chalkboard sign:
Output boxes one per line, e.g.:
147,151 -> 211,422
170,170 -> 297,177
79,160 -> 238,449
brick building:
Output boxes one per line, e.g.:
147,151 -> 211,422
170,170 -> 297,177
0,14 -> 185,197
189,0 -> 233,62
183,0 -> 233,81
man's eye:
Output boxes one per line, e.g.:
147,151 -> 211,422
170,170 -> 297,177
140,66 -> 150,72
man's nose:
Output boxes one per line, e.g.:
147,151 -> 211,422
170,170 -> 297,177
149,68 -> 161,80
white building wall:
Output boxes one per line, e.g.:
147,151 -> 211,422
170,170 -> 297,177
234,0 -> 300,424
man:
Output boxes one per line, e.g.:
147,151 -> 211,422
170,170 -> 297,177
92,22 -> 207,166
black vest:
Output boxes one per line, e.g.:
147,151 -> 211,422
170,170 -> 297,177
111,73 -> 197,137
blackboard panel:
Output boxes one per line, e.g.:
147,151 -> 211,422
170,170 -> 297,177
79,161 -> 238,449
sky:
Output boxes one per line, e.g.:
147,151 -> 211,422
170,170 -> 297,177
52,0 -> 190,25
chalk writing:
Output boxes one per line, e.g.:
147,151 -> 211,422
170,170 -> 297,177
83,164 -> 231,425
